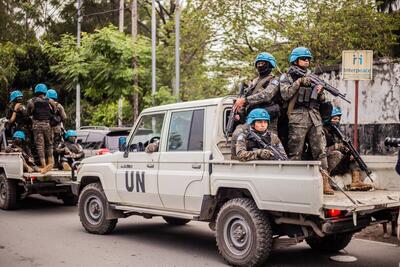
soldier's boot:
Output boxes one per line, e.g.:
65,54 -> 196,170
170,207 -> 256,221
349,170 -> 373,191
321,170 -> 334,195
62,162 -> 72,171
39,158 -> 47,169
46,156 -> 54,169
40,164 -> 53,174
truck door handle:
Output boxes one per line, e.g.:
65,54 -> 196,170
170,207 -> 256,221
192,164 -> 201,169
146,163 -> 154,168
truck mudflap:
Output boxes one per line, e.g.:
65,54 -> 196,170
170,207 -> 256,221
323,189 -> 400,213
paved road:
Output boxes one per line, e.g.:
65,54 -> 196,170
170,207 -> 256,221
0,195 -> 399,267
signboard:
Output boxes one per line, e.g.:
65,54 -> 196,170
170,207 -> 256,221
342,50 -> 373,80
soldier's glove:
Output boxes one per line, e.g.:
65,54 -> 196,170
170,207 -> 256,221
334,143 -> 347,152
257,149 -> 273,160
300,76 -> 312,87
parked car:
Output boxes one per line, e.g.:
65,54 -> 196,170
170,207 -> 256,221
76,126 -> 130,157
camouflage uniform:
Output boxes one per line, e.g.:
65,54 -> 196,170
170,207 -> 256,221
244,75 -> 281,135
280,68 -> 328,170
233,124 -> 287,161
323,124 -> 359,174
5,103 -> 32,143
57,140 -> 84,169
27,96 -> 55,167
231,124 -> 249,160
5,143 -> 39,173
51,102 -> 67,166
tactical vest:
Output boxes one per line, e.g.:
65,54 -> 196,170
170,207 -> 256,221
246,75 -> 281,119
288,73 -> 320,110
32,97 -> 52,121
6,105 -> 31,129
65,142 -> 83,154
247,130 -> 272,150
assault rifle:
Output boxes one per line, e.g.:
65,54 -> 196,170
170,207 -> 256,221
248,130 -> 288,161
226,82 -> 247,138
289,65 -> 351,104
330,124 -> 373,182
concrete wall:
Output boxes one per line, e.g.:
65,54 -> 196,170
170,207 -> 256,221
318,58 -> 400,155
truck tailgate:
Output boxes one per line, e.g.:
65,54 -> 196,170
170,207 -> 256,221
323,190 -> 400,212
23,171 -> 72,183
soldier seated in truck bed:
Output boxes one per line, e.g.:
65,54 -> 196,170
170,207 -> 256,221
233,108 -> 287,161
5,131 -> 51,174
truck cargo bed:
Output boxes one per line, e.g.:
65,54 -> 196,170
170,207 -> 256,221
323,189 -> 400,212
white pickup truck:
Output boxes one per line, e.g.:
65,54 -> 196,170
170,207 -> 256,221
74,97 -> 400,267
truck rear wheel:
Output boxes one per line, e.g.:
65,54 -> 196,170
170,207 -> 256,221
0,174 -> 17,210
79,183 -> 117,234
306,232 -> 353,252
216,198 -> 272,267
162,216 -> 190,226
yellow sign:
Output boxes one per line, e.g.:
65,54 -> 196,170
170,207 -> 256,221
342,50 -> 373,80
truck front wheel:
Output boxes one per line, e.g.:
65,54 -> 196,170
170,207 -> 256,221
0,174 -> 17,210
306,232 -> 353,252
79,183 -> 117,234
216,198 -> 272,267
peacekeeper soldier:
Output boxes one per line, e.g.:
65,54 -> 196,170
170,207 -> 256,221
5,131 -> 51,173
233,108 -> 287,161
27,83 -> 56,170
5,90 -> 32,139
46,89 -> 67,167
280,47 -> 334,195
233,52 -> 281,134
57,130 -> 84,171
323,107 -> 372,190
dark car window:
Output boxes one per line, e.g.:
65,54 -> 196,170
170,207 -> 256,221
167,109 -> 204,152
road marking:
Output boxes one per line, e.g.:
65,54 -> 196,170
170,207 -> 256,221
353,238 -> 399,247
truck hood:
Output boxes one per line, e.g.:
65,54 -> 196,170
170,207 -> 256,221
81,152 -> 121,164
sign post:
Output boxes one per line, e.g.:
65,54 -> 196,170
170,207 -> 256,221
342,50 -> 373,151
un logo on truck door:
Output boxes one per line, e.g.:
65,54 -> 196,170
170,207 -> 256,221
125,171 -> 146,193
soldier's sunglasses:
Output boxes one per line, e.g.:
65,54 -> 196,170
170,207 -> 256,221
298,57 -> 311,61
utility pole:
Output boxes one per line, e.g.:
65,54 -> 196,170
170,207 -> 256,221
76,0 -> 82,129
174,0 -> 180,101
131,0 -> 139,122
151,0 -> 156,103
118,0 -> 124,127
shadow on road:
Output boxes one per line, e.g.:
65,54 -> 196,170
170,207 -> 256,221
15,195 -> 77,213
112,221 -> 224,263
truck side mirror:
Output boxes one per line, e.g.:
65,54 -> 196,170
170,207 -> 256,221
119,136 -> 127,152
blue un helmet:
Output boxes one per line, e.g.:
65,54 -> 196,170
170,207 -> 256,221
13,131 -> 26,140
64,130 -> 77,140
331,107 -> 342,117
46,89 -> 58,100
9,90 -> 23,102
34,83 -> 48,94
289,47 -> 313,63
254,52 -> 277,68
247,108 -> 271,124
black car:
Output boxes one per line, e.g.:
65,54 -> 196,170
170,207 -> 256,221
76,126 -> 130,157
